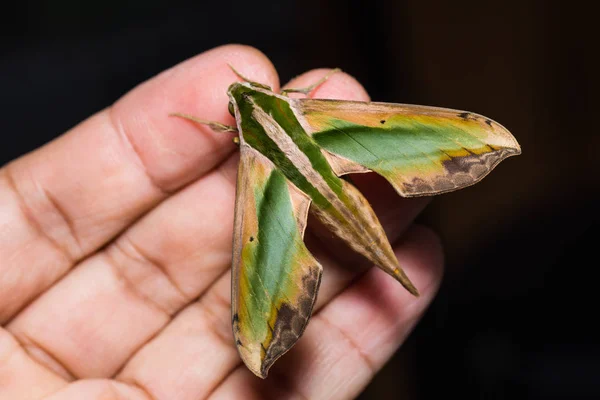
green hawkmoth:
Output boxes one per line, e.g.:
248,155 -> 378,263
172,67 -> 520,378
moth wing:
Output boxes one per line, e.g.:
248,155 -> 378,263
294,99 -> 520,197
231,145 -> 322,378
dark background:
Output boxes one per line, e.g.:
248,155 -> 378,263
1,0 -> 597,398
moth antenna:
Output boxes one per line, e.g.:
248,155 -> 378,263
169,113 -> 238,133
228,64 -> 272,90
281,68 -> 342,96
228,63 -> 253,82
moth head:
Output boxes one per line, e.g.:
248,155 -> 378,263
227,81 -> 270,115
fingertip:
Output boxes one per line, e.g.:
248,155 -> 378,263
283,68 -> 370,101
116,43 -> 279,125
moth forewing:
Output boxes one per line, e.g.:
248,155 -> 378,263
231,145 -> 322,378
292,98 -> 521,197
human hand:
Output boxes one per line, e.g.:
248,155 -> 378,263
0,45 -> 443,400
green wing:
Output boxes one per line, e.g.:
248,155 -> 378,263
231,145 -> 322,379
294,99 -> 520,197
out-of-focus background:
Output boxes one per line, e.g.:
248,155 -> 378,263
1,1 -> 597,398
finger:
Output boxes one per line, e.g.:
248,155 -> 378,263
284,68 -> 371,101
0,44 -> 278,322
6,155 -> 239,379
0,327 -> 67,400
41,380 -> 149,400
208,225 -> 444,399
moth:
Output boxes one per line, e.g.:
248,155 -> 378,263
172,67 -> 520,378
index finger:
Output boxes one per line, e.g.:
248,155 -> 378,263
0,45 -> 278,322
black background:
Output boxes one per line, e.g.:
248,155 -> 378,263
1,0 -> 597,398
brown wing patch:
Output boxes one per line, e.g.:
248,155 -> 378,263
260,265 -> 322,377
400,146 -> 520,196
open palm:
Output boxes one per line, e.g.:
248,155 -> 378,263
0,45 -> 443,400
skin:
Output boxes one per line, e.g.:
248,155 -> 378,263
0,45 -> 443,400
